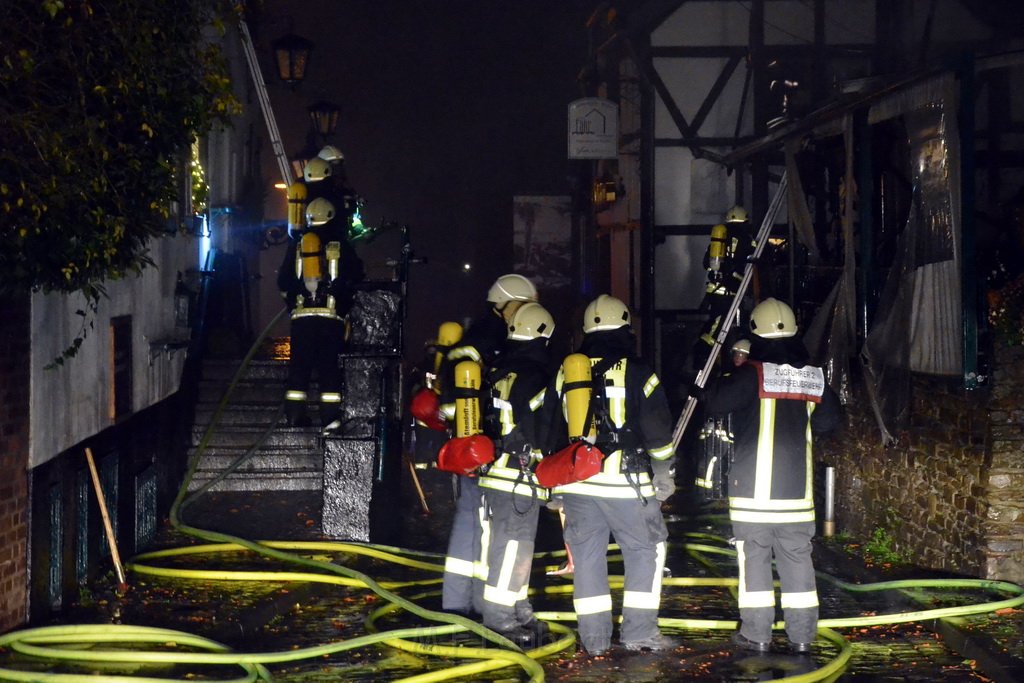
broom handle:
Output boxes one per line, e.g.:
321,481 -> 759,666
84,448 -> 127,588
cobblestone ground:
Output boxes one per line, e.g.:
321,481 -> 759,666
28,470 -> 1024,682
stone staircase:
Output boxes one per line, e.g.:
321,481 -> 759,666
187,358 -> 325,492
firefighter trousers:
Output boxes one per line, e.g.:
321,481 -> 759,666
480,488 -> 540,631
562,493 -> 668,653
285,315 -> 345,426
732,520 -> 818,644
442,475 -> 487,614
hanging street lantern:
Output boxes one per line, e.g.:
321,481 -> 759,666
308,101 -> 341,138
272,33 -> 313,85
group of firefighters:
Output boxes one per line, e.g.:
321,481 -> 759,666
279,181 -> 843,657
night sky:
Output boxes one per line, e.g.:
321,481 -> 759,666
255,1 -> 594,355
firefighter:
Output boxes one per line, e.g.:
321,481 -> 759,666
691,206 -> 756,372
701,298 -> 841,654
731,338 -> 751,367
277,196 -> 364,434
540,294 -> 679,656
438,274 -> 538,618
478,302 -> 554,645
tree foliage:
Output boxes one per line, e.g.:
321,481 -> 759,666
0,0 -> 241,302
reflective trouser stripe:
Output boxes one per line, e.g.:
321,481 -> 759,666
781,590 -> 819,609
286,390 -> 307,401
480,489 -> 540,629
442,477 -> 484,613
320,392 -> 341,403
622,541 -> 665,610
476,499 -> 490,580
483,539 -> 524,607
444,557 -> 475,578
736,540 -> 776,608
574,594 -> 612,615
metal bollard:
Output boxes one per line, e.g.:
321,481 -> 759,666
823,466 -> 836,537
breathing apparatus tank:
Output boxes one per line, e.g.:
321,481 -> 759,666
297,232 -> 323,296
454,360 -> 482,438
563,353 -> 596,442
433,321 -> 464,379
286,182 -> 307,239
708,223 -> 728,273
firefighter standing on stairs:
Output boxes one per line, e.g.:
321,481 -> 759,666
477,302 -> 555,646
692,206 -> 756,372
278,194 -> 363,435
437,274 -> 539,617
539,294 -> 679,656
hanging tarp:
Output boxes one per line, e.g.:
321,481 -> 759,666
862,97 -> 963,429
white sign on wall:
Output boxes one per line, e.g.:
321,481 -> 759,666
568,97 -> 618,159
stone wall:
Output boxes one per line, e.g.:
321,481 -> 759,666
0,294 -> 30,632
821,368 -> 992,578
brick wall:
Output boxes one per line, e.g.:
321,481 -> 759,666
0,294 -> 30,631
823,343 -> 1024,583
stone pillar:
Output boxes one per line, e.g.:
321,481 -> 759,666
321,438 -> 375,541
984,342 -> 1024,583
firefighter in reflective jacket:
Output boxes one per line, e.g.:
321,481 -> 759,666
476,302 -> 554,645
702,298 -> 841,654
539,294 -> 679,656
692,206 -> 756,371
439,274 -> 539,617
277,196 -> 364,435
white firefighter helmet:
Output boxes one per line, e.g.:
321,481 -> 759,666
749,298 -> 797,338
731,338 -> 751,355
317,145 -> 345,163
507,302 -> 555,341
486,274 -> 538,306
305,197 -> 337,227
582,294 -> 630,333
725,205 -> 749,223
303,157 -> 333,183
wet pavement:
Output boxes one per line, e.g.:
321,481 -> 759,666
14,467 -> 1024,682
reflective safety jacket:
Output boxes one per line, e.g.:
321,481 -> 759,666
478,340 -> 550,501
704,358 -> 841,523
541,331 -> 675,499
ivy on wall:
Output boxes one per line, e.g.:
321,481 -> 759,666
0,0 -> 240,306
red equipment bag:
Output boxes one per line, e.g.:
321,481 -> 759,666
436,435 -> 495,475
534,441 -> 605,489
410,387 -> 447,431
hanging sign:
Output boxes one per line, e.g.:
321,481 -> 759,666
568,97 -> 618,159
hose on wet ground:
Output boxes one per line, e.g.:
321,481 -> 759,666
2,310 -> 1023,681
4,530 -> 1024,681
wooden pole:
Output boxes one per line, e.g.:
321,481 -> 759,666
84,448 -> 128,591
405,455 -> 430,514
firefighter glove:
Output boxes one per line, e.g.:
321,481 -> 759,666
651,458 -> 676,502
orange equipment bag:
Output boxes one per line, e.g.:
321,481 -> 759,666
436,434 -> 495,476
534,441 -> 605,489
410,387 -> 446,432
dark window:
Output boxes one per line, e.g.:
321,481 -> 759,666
110,316 -> 132,420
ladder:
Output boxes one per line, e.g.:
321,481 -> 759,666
671,171 -> 789,451
239,20 -> 294,188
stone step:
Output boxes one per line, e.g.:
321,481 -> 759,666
189,426 -> 323,449
193,404 -> 294,426
188,452 -> 322,472
197,382 -> 291,406
200,359 -> 290,382
187,470 -> 323,492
